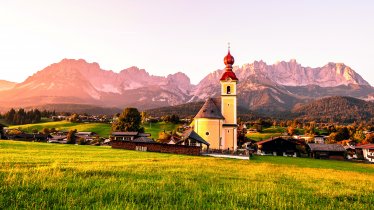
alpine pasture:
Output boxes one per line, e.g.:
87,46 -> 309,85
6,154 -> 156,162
9,121 -> 178,138
1,140 -> 373,209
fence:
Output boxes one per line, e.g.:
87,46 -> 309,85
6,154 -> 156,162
112,141 -> 202,156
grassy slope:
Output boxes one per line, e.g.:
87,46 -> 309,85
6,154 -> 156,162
0,140 -> 373,209
9,121 -> 113,137
9,121 -> 179,139
142,121 -> 180,139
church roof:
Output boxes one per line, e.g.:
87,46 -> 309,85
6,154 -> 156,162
220,71 -> 238,81
194,98 -> 224,119
181,129 -> 210,146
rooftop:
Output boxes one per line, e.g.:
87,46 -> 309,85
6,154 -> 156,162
307,143 -> 346,152
194,98 -> 224,119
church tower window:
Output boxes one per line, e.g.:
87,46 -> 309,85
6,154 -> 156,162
227,86 -> 231,94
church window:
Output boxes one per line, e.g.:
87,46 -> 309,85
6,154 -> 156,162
228,130 -> 230,133
227,86 -> 231,94
206,132 -> 210,136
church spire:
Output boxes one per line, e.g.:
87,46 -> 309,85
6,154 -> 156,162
220,44 -> 238,81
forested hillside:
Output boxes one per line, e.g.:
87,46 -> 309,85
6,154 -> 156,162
292,96 -> 374,123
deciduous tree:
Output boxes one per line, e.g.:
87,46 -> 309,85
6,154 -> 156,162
112,108 -> 144,132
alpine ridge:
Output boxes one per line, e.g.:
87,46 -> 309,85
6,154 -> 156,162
0,58 -> 372,114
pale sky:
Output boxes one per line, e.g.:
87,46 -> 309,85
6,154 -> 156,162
0,0 -> 373,85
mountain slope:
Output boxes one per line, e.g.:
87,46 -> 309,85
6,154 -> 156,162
0,58 -> 372,114
192,60 -> 373,113
292,96 -> 374,123
0,59 -> 193,108
0,80 -> 17,91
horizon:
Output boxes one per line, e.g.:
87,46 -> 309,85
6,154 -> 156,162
1,0 -> 373,85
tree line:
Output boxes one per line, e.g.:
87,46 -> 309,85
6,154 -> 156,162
0,108 -> 56,125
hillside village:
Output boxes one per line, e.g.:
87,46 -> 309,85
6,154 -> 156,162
1,49 -> 373,163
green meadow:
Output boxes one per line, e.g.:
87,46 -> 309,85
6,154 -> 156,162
9,121 -> 179,139
1,140 -> 373,209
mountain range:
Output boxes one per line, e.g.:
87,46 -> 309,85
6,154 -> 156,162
0,58 -> 372,116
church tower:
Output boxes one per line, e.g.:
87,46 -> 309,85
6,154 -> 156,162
220,46 -> 238,150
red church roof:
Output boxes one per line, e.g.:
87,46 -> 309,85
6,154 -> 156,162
220,48 -> 238,81
220,71 -> 238,81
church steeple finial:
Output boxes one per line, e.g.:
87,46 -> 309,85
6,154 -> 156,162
223,42 -> 235,68
220,44 -> 238,81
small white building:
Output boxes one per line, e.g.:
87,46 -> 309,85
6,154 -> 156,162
314,135 -> 325,144
356,144 -> 374,163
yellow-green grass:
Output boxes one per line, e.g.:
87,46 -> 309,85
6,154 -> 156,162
1,140 -> 373,209
246,132 -> 282,141
262,126 -> 286,133
142,121 -> 180,139
9,121 -> 112,137
9,121 -> 179,139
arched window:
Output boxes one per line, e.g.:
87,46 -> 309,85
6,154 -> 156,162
227,86 -> 231,94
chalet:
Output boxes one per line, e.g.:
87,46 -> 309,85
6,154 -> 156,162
307,143 -> 346,160
256,137 -> 301,157
355,144 -> 374,163
48,135 -> 67,144
110,132 -> 151,141
133,137 -> 155,143
76,132 -> 99,141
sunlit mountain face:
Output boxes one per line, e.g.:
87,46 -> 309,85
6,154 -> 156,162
0,58 -> 372,113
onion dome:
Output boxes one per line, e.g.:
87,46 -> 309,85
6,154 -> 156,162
220,47 -> 238,81
224,50 -> 235,66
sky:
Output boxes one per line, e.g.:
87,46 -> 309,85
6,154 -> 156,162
0,0 -> 373,85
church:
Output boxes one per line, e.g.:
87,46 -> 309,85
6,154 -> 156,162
192,48 -> 238,151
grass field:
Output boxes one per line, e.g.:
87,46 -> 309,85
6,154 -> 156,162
9,121 -> 113,137
142,121 -> 180,139
246,132 -> 282,141
9,121 -> 179,139
1,140 -> 373,209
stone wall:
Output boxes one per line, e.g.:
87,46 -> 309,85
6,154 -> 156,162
112,141 -> 202,156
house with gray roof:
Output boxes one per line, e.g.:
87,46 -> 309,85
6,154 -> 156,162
307,143 -> 346,160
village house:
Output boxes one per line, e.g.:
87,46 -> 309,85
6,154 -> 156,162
48,135 -> 67,144
256,137 -> 301,157
191,47 -> 238,151
110,132 -> 151,141
76,131 -> 99,141
313,135 -> 326,144
307,143 -> 346,160
355,144 -> 374,163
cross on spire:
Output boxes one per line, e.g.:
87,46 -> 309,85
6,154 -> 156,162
228,42 -> 231,50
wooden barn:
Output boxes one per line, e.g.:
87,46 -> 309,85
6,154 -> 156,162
307,143 -> 346,160
256,137 -> 301,157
